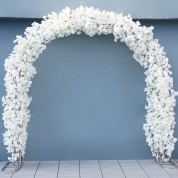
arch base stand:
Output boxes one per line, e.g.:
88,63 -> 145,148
156,159 -> 178,169
1,156 -> 23,172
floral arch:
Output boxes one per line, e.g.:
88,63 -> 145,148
2,6 -> 177,163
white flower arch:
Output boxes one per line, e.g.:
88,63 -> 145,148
2,6 -> 177,162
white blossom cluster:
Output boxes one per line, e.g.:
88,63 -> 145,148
2,6 -> 177,162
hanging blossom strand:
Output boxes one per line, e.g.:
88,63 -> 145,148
2,6 -> 177,162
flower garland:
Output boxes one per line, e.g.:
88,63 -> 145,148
2,6 -> 177,162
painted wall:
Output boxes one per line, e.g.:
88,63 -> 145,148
1,0 -> 178,19
0,19 -> 178,161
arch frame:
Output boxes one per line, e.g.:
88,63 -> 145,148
2,6 -> 178,162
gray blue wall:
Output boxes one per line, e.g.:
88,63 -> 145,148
0,19 -> 178,161
1,0 -> 178,19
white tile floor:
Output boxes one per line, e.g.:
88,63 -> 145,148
0,160 -> 178,178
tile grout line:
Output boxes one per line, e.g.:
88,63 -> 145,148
170,159 -> 178,167
11,169 -> 15,178
57,160 -> 60,178
136,160 -> 149,178
79,160 -> 81,178
34,161 -> 40,178
155,159 -> 172,178
117,160 -> 126,178
98,160 -> 104,178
